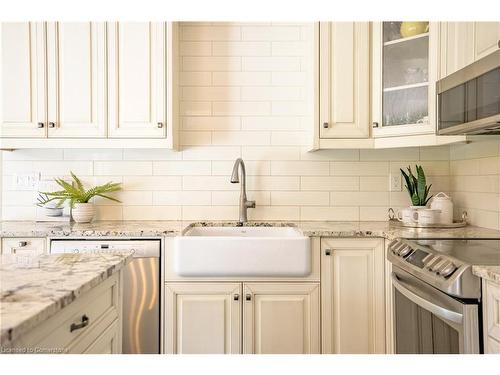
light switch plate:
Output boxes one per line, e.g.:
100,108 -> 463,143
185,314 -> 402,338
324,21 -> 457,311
389,174 -> 402,192
13,173 -> 40,190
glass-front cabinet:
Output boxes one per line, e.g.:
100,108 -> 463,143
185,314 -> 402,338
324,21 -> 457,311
372,22 -> 439,137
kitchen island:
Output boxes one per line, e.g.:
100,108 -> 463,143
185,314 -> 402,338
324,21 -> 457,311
0,252 -> 132,353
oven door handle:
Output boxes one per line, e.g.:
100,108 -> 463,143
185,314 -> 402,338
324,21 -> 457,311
391,273 -> 463,324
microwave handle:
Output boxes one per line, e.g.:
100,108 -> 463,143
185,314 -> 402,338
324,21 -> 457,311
391,273 -> 463,324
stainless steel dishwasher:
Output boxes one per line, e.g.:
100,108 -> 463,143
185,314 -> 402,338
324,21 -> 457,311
50,239 -> 161,354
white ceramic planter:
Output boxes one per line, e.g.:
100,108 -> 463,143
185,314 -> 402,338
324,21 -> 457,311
72,203 -> 95,223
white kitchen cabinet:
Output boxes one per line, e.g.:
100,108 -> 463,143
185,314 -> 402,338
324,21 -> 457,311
439,22 -> 475,79
46,22 -> 107,138
108,22 -> 167,139
1,22 -> 47,138
483,279 -> 500,353
0,22 -> 179,149
243,283 -> 320,354
372,22 -> 438,138
165,283 -> 242,354
8,272 -> 122,354
474,22 -> 500,61
318,22 -> 370,140
321,238 -> 386,354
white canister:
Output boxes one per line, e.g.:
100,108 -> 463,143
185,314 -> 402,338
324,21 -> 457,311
430,192 -> 454,224
397,206 -> 425,224
413,208 -> 441,225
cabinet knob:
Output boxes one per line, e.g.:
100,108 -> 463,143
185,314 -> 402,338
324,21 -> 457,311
245,294 -> 252,301
325,249 -> 331,256
18,241 -> 28,247
157,122 -> 164,128
323,122 -> 329,129
372,122 -> 379,128
37,122 -> 45,128
233,294 -> 240,301
48,122 -> 56,128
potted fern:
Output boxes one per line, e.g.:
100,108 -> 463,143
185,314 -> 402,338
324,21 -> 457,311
400,165 -> 433,208
38,172 -> 122,223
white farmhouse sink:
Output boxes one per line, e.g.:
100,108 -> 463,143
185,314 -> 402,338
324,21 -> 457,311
174,226 -> 311,277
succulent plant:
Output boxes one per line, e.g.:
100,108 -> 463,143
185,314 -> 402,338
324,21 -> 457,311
400,165 -> 433,207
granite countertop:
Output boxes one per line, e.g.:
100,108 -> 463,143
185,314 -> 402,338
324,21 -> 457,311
2,219 -> 500,284
0,252 -> 132,346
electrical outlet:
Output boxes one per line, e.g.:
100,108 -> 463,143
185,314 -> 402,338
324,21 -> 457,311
13,173 -> 40,190
389,174 -> 402,192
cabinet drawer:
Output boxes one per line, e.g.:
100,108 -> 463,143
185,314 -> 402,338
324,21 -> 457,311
14,273 -> 120,352
1,238 -> 46,256
485,281 -> 500,342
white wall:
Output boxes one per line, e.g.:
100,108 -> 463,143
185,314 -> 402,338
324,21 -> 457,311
0,22 -> 451,222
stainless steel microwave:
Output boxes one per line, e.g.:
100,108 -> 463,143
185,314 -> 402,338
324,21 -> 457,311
437,49 -> 500,135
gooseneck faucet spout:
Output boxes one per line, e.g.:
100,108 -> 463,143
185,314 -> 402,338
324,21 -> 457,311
230,158 -> 256,224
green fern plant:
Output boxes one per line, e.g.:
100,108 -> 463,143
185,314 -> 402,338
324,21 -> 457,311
38,172 -> 122,208
400,165 -> 433,206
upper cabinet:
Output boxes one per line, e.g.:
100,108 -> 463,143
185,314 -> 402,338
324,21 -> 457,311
318,22 -> 370,140
107,22 -> 167,138
46,22 -> 107,138
474,22 -> 500,60
439,22 -> 500,79
1,22 -> 47,138
372,22 -> 438,138
0,22 -> 179,149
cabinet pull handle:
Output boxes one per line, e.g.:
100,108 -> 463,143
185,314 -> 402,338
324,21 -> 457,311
70,315 -> 89,332
18,241 -> 28,247
372,122 -> 379,128
325,249 -> 331,256
37,122 -> 45,128
323,122 -> 329,129
157,122 -> 164,128
233,294 -> 240,301
48,122 -> 56,128
498,40 -> 500,49
245,294 -> 252,301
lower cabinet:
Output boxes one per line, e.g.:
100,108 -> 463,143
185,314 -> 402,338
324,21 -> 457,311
165,282 -> 320,354
165,283 -> 242,354
321,238 -> 386,353
482,279 -> 500,354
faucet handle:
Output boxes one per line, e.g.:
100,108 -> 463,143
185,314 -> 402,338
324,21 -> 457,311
246,200 -> 256,208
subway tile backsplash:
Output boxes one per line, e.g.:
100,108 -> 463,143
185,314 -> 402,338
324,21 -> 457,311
0,23 -> 455,223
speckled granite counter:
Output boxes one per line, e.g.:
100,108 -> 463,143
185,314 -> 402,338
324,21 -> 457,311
3,220 -> 500,240
0,252 -> 132,346
473,266 -> 500,285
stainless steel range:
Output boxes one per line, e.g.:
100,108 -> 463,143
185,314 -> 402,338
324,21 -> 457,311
388,238 -> 500,354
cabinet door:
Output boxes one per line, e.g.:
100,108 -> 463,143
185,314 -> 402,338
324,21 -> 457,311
1,22 -> 46,138
372,22 -> 437,137
165,283 -> 241,354
483,280 -> 500,349
107,22 -> 166,138
439,22 -> 474,79
321,238 -> 385,353
82,320 -> 121,354
46,22 -> 106,138
319,22 -> 370,139
474,22 -> 500,61
243,283 -> 320,354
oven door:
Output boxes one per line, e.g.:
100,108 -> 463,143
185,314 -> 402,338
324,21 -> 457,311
392,267 -> 480,354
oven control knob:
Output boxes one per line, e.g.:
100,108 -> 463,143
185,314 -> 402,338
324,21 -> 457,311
440,263 -> 457,277
399,246 -> 412,257
432,259 -> 448,273
426,256 -> 441,270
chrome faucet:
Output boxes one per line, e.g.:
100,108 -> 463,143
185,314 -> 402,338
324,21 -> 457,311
230,158 -> 256,224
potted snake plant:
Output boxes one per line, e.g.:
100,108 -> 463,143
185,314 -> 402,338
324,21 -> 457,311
38,172 -> 122,223
400,165 -> 433,208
